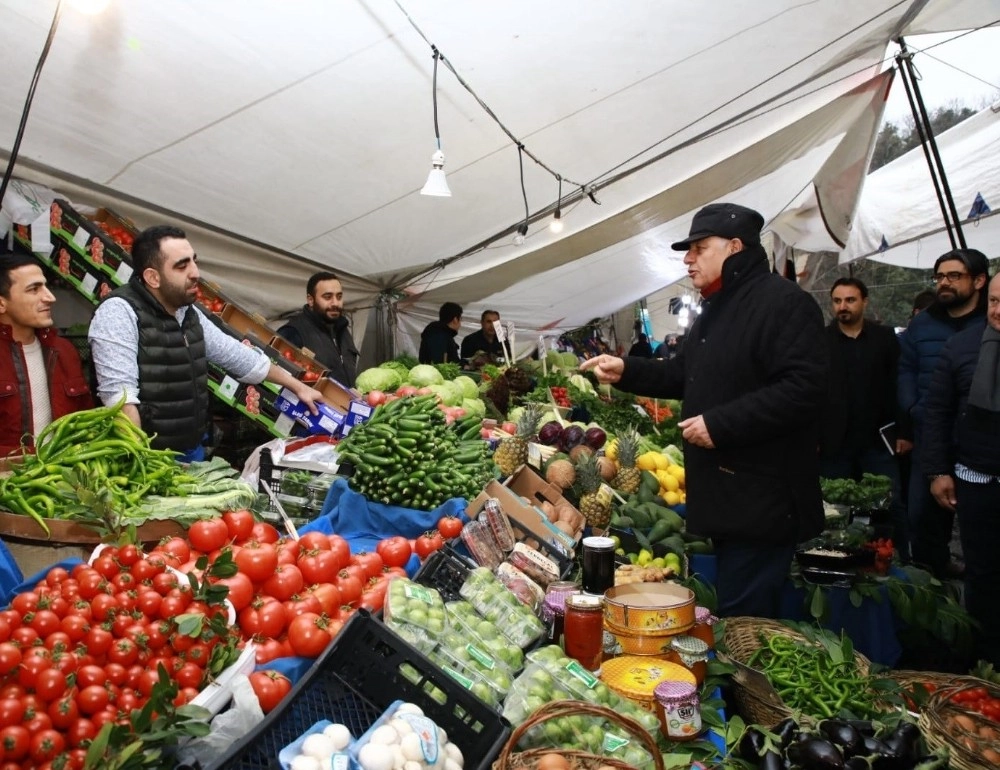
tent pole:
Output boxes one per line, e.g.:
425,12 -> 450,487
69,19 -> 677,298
894,38 -> 967,250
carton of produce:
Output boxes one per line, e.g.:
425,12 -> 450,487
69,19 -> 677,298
275,388 -> 347,436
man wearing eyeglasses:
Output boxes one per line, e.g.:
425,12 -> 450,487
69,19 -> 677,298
898,248 -> 989,577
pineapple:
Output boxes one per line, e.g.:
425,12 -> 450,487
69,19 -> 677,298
494,403 -> 543,476
577,453 -> 612,529
612,428 -> 642,495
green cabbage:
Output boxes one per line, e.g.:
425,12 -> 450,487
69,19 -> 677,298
354,366 -> 403,394
569,373 -> 595,394
461,397 -> 486,417
428,381 -> 462,406
453,375 -> 478,400
379,360 -> 411,379
408,364 -> 444,387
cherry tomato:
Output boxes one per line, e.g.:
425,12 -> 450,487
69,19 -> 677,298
0,724 -> 30,761
76,686 -> 110,716
0,644 -> 21,676
156,537 -> 191,565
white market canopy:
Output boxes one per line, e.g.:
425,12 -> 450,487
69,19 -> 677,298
1,0 -> 996,358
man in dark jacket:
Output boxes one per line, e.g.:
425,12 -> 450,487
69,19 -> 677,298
922,272 -> 999,665
582,203 -> 828,618
820,277 -> 906,550
898,248 -> 988,576
419,302 -> 462,364
0,253 -> 93,456
460,309 -> 510,365
276,272 -> 358,387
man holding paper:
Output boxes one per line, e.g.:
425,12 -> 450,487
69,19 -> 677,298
819,277 -> 908,551
461,309 -> 511,366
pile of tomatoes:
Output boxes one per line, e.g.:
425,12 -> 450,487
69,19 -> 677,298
949,685 -> 1000,723
93,221 -> 134,254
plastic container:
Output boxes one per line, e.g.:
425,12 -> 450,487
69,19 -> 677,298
204,610 -> 510,770
460,520 -> 504,570
654,680 -> 702,741
444,600 -> 525,673
460,568 -> 546,649
599,655 -> 695,712
413,545 -> 475,603
507,542 -> 560,588
496,562 -> 544,611
481,498 -> 516,552
383,578 -> 447,652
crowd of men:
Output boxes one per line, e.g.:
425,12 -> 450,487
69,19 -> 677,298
2,211 -> 997,664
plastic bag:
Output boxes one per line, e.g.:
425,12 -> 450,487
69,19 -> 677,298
174,675 -> 265,768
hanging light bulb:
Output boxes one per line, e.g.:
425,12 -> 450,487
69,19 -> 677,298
421,150 -> 451,197
549,210 -> 563,234
513,223 -> 528,246
419,48 -> 451,198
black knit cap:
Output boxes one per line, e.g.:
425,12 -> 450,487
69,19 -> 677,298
671,202 -> 765,251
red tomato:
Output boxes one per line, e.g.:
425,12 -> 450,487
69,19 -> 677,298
414,531 -> 445,559
250,522 -> 281,544
175,662 -> 204,690
156,537 -> 191,565
283,594 -> 321,625
0,724 -> 30,760
297,550 -> 339,585
249,670 -> 292,714
65,717 -> 96,748
253,637 -> 287,665
376,537 -> 412,569
0,699 -> 24,729
335,571 -> 363,606
213,572 -> 254,612
306,583 -> 341,616
237,599 -> 286,639
47,695 -> 78,730
76,686 -> 110,716
222,510 -> 255,542
352,552 -> 384,581
0,644 -> 21,675
297,532 -> 331,553
34,668 -> 67,701
188,518 -> 230,553
235,542 -> 279,583
287,614 -> 334,658
437,515 -> 463,539
326,536 -> 351,570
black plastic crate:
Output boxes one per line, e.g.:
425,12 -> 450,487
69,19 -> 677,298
200,611 -> 510,770
413,544 -> 476,602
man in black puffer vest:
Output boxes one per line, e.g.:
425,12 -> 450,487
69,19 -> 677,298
922,272 -> 1000,666
89,225 -> 324,460
276,272 -> 358,387
582,203 -> 828,619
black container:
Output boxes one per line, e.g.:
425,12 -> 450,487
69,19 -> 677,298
413,544 -> 476,602
581,536 -> 615,594
199,611 -> 510,770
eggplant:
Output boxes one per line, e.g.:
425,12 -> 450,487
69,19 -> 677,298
738,727 -> 768,760
844,759 -> 870,770
881,722 -> 921,764
786,738 -> 845,770
537,421 -> 564,446
819,720 -> 865,758
758,750 -> 786,770
861,736 -> 890,755
774,717 -> 799,750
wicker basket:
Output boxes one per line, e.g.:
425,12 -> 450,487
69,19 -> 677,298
919,681 -> 1000,770
884,670 -> 988,712
720,617 -> 872,727
491,700 -> 665,770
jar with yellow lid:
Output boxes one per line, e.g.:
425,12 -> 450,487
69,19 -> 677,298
665,635 -> 709,685
599,655 -> 696,712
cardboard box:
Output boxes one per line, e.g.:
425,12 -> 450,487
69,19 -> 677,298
313,376 -> 361,415
466,468 -> 581,572
342,400 -> 374,434
274,388 -> 347,436
50,200 -> 133,280
220,305 -> 276,345
270,335 -> 326,382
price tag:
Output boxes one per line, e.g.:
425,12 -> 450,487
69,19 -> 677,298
72,226 -> 89,249
115,261 -> 133,284
31,211 -> 52,254
80,273 -> 98,297
527,443 -> 542,469
217,376 -> 239,402
492,320 -> 507,341
273,412 -> 295,437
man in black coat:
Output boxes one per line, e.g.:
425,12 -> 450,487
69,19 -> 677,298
419,302 -> 462,364
820,277 -> 907,552
276,272 -> 359,387
581,203 -> 828,618
922,272 -> 1000,665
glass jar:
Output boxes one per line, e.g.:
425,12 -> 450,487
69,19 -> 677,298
542,590 -> 577,645
581,536 -> 615,595
689,606 -> 717,650
666,635 -> 710,686
563,594 -> 604,673
654,680 -> 702,741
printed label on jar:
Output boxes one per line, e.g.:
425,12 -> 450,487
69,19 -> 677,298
665,702 -> 702,738
564,660 -> 598,689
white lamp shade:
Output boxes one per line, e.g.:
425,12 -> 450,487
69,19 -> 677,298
420,150 -> 451,197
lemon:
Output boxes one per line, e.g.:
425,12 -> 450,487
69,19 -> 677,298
679,491 -> 687,503
605,438 -> 619,461
667,465 -> 685,483
660,474 -> 680,493
663,490 -> 681,506
636,452 -> 659,472
652,453 -> 669,471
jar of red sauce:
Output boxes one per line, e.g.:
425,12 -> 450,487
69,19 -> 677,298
563,594 -> 604,673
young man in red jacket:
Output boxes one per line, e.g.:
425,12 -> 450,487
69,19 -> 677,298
0,253 -> 93,456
